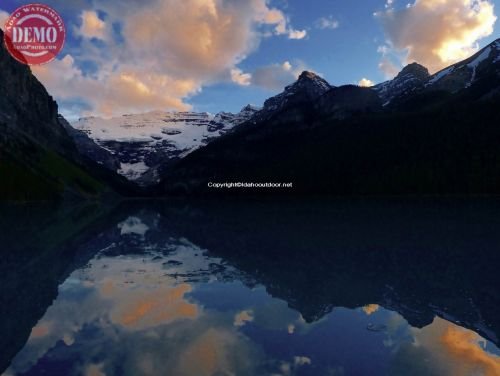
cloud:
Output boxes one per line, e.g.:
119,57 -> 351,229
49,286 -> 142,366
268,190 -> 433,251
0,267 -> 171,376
440,326 -> 500,376
0,9 -> 8,27
75,10 -> 108,40
362,303 -> 380,314
4,0 -> 306,117
378,57 -> 401,78
234,310 -> 254,326
252,0 -> 307,39
376,0 -> 497,73
174,328 -> 259,376
288,29 -> 307,40
5,250 -> 264,376
231,68 -> 252,86
315,16 -> 340,30
118,216 -> 150,236
252,60 -> 306,90
294,356 -> 312,366
32,55 -> 197,117
398,317 -> 500,376
385,0 -> 395,9
110,283 -> 198,330
358,78 -> 375,87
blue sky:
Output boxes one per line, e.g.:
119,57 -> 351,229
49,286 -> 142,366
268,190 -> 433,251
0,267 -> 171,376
1,0 -> 499,119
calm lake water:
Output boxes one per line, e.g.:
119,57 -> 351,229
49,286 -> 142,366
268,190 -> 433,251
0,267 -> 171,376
1,199 -> 499,376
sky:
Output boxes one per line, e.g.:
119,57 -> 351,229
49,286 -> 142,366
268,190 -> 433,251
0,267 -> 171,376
1,0 -> 499,120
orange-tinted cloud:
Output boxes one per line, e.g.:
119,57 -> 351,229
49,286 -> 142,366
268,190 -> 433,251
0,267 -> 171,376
378,57 -> 400,78
234,310 -> 254,327
362,304 -> 380,314
441,326 -> 500,376
358,78 -> 375,87
76,10 -> 108,40
376,0 -> 497,72
111,283 -> 198,330
231,68 -> 252,86
405,317 -> 500,376
175,328 -> 258,376
24,0 -> 305,117
32,55 -> 197,117
30,323 -> 51,339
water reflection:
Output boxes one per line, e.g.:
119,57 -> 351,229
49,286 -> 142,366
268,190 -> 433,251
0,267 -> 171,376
1,199 -> 499,375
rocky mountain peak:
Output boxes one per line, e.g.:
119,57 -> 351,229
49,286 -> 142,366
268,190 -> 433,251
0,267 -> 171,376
298,70 -> 320,80
240,104 -> 261,114
396,63 -> 430,81
374,63 -> 430,105
293,71 -> 332,92
260,71 -> 332,117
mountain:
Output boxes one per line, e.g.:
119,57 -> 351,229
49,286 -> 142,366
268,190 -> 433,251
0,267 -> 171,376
3,24 -> 499,199
383,40 -> 500,110
155,39 -> 500,196
374,63 -> 430,105
0,29 -> 138,201
255,71 -> 333,121
71,105 -> 260,185
425,40 -> 500,93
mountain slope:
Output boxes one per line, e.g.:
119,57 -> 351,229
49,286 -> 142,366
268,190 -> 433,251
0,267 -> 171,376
425,39 -> 500,93
155,40 -> 500,196
0,29 -> 139,201
386,39 -> 500,110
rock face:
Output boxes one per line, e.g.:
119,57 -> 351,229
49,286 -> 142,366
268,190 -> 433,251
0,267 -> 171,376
374,63 -> 430,105
318,85 -> 383,119
0,30 -> 68,153
59,116 -> 121,172
0,29 -> 136,200
71,105 -> 260,185
258,71 -> 333,119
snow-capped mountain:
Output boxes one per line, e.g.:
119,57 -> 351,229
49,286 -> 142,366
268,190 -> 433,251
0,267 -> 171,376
374,63 -> 430,105
374,38 -> 500,105
425,39 -> 500,92
157,41 -> 500,196
71,105 -> 260,184
67,39 -> 500,189
372,39 -> 500,106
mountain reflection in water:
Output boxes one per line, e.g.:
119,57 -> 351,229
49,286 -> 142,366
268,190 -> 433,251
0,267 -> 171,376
0,198 -> 499,376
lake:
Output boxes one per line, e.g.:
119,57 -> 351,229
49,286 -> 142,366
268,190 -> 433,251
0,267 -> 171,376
1,198 -> 499,376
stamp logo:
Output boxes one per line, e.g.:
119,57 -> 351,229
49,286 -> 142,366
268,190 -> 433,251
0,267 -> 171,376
3,3 -> 65,65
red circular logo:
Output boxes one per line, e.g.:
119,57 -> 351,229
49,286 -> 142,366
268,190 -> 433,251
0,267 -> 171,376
3,3 -> 65,65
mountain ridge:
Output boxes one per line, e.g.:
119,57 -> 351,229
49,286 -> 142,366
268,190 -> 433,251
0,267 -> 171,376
2,28 -> 500,199
155,38 -> 500,195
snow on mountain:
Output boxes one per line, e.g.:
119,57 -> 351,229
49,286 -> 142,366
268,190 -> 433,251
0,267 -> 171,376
374,63 -> 430,105
372,39 -> 500,105
71,105 -> 260,184
425,38 -> 500,92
